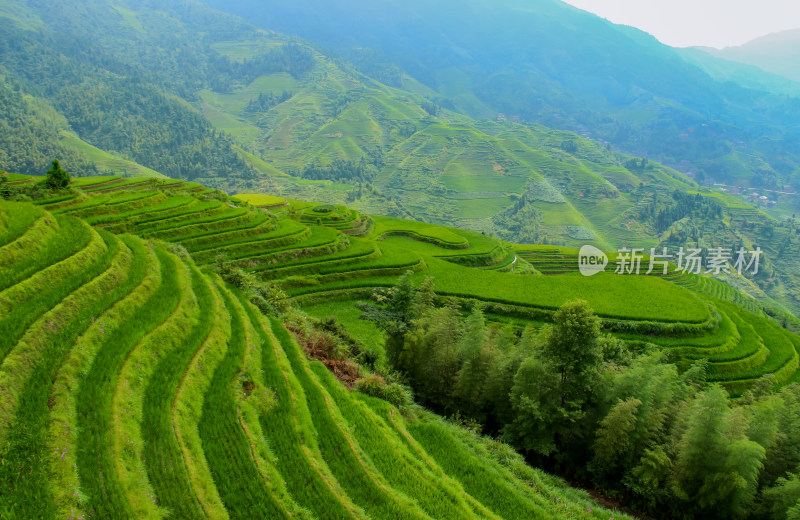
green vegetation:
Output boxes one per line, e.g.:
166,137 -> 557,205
1,179 -> 647,519
3,1 -> 800,517
234,193 -> 286,207
9,177 -> 797,395
43,159 -> 70,190
1,0 -> 799,320
361,274 -> 800,519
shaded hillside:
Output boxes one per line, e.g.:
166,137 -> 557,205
0,4 -> 261,181
204,0 -> 800,190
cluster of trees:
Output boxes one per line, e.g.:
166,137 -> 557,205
324,89 -> 366,119
624,157 -> 649,171
634,189 -> 724,234
491,193 -> 550,244
361,274 -> 800,519
421,99 -> 441,117
245,91 -> 292,113
234,43 -> 314,82
299,158 -> 378,183
2,160 -> 74,200
0,78 -> 97,177
209,44 -> 314,92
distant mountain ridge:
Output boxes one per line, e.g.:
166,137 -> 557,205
696,28 -> 800,83
202,0 -> 800,192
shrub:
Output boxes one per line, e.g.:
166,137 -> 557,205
313,204 -> 337,213
200,189 -> 230,203
565,225 -> 596,240
167,243 -> 191,259
355,374 -> 385,395
528,179 -> 565,203
355,375 -> 413,408
215,260 -> 290,316
381,382 -> 414,408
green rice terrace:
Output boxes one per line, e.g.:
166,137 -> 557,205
3,174 -> 800,518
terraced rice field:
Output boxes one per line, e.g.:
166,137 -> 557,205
16,179 -> 800,398
1,177 -> 636,519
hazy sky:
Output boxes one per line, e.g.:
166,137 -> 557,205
562,0 -> 800,49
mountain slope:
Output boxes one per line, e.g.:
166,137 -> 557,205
203,0 -> 800,191
677,46 -> 800,98
700,29 -> 800,83
0,3 -> 265,181
0,179 -> 639,519
186,38 -> 800,316
2,0 -> 800,317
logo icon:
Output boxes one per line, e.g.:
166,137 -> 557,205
579,245 -> 608,277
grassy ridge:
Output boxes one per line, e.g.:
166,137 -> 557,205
268,318 -> 433,519
197,286 -> 294,519
0,231 -> 125,517
139,266 -> 214,517
47,235 -> 155,518
272,321 -> 493,520
75,247 -> 179,518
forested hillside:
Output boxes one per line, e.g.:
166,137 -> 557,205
0,74 -> 97,176
206,0 -> 800,191
0,4 -> 264,181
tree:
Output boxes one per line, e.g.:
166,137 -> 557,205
359,271 -> 418,368
505,356 -> 560,455
761,474 -> 800,520
761,384 -> 800,486
505,300 -> 603,458
453,306 -> 497,416
0,170 -> 9,199
407,304 -> 463,412
483,325 -> 538,427
540,299 -> 603,410
672,385 -> 765,518
411,276 -> 436,317
44,159 -> 70,189
593,397 -> 642,469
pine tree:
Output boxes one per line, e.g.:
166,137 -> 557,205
44,159 -> 70,189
